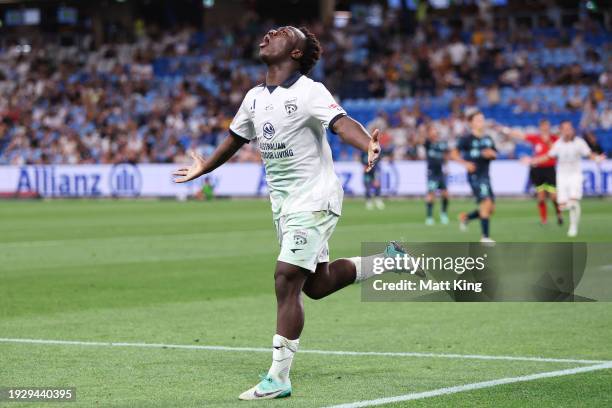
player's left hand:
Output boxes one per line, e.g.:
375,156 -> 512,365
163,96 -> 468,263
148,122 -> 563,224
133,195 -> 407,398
366,129 -> 381,172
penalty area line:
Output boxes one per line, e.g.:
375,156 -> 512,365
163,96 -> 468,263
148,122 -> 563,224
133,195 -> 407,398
0,337 -> 609,365
324,361 -> 612,408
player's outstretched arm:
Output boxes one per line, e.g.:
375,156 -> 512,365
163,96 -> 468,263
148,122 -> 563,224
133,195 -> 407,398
529,153 -> 552,166
496,125 -> 525,141
332,116 -> 380,172
173,134 -> 247,183
590,152 -> 606,163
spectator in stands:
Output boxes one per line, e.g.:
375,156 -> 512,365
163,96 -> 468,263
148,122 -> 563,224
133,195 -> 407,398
0,8 -> 609,165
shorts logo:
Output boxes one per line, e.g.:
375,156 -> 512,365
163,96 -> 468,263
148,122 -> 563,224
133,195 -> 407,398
284,98 -> 298,115
294,230 -> 308,246
320,246 -> 329,258
265,104 -> 274,111
262,122 -> 275,139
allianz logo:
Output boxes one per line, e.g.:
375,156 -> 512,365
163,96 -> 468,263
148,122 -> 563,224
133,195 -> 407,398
15,164 -> 142,197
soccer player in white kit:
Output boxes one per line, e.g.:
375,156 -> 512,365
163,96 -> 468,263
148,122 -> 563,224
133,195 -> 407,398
173,26 -> 407,400
530,121 -> 605,237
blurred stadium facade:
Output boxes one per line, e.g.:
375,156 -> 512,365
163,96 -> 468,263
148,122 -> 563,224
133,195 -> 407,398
0,0 -> 610,198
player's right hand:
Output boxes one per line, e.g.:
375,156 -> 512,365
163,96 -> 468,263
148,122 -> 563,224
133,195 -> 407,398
465,162 -> 476,173
366,129 -> 381,172
482,148 -> 497,159
173,151 -> 207,183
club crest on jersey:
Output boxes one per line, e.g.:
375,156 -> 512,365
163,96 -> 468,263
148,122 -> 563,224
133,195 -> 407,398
262,122 -> 275,139
294,230 -> 308,246
284,98 -> 298,116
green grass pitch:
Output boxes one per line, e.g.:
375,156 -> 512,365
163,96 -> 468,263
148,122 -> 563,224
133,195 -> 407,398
1,198 -> 611,407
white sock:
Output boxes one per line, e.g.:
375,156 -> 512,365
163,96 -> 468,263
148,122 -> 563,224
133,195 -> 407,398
347,254 -> 385,282
568,201 -> 581,230
267,334 -> 299,383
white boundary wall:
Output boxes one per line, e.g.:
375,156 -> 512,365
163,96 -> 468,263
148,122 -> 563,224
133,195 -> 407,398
0,160 -> 610,198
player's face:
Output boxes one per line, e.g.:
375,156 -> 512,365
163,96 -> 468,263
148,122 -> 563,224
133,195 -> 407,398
470,113 -> 485,134
539,121 -> 550,137
560,122 -> 574,140
259,26 -> 303,64
427,126 -> 438,141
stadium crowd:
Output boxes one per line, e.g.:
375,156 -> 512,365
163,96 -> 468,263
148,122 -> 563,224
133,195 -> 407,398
0,7 -> 610,165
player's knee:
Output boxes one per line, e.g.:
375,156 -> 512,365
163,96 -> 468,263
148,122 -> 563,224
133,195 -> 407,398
479,202 -> 487,214
480,199 -> 493,216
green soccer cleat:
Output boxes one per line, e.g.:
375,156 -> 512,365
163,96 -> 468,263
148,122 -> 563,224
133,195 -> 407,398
425,217 -> 435,226
238,375 -> 292,401
383,241 -> 426,278
383,241 -> 405,258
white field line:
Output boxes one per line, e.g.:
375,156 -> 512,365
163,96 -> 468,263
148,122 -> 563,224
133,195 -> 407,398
324,362 -> 612,408
0,337 -> 608,365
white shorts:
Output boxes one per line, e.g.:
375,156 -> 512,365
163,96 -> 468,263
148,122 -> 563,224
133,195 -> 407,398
556,173 -> 583,204
274,210 -> 339,272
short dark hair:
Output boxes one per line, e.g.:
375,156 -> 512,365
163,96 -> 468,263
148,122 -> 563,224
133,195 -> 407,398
466,110 -> 483,122
297,26 -> 321,75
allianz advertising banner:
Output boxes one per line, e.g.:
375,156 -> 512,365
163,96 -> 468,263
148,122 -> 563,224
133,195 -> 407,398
0,160 -> 610,198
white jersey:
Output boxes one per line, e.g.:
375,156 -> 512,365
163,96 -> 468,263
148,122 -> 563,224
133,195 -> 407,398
548,137 -> 591,177
229,73 -> 346,219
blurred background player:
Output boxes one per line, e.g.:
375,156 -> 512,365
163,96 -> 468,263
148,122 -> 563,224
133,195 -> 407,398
583,131 -> 606,198
452,111 -> 497,243
422,123 -> 450,225
361,149 -> 384,210
501,119 -> 563,226
530,121 -> 605,237
195,176 -> 215,201
362,111 -> 389,210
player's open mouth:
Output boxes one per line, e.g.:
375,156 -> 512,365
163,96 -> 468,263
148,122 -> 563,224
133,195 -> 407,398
259,34 -> 271,48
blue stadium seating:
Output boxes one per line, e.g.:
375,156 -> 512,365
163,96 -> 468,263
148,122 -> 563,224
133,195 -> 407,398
329,87 -> 612,160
